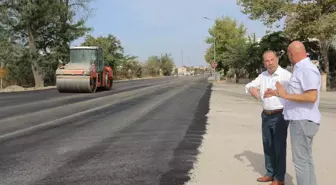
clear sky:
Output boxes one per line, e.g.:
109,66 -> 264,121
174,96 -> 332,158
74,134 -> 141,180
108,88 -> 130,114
71,0 -> 284,67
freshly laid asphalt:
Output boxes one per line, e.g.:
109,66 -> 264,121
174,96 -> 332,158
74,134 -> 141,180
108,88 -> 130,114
0,77 -> 176,107
0,76 -> 211,185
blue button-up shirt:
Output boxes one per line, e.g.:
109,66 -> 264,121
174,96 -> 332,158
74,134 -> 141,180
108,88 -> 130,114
283,57 -> 321,123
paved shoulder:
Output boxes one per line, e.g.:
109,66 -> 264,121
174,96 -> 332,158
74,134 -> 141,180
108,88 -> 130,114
186,82 -> 336,185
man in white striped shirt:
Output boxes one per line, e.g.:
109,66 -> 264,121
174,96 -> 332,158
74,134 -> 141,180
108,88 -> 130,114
245,50 -> 292,185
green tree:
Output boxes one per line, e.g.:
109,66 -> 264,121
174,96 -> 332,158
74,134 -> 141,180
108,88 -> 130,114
144,53 -> 175,76
117,55 -> 142,78
52,0 -> 93,64
244,33 -> 263,79
258,31 -> 291,67
0,0 -> 92,87
205,16 -> 249,81
0,25 -> 14,67
237,0 -> 336,90
245,31 -> 321,78
145,56 -> 161,76
160,53 -> 175,76
81,34 -> 125,71
329,45 -> 336,88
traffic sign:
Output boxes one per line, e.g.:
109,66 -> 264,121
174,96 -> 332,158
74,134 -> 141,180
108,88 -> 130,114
0,68 -> 8,79
212,61 -> 217,68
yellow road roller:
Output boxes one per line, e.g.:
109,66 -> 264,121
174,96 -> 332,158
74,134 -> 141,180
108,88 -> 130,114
55,46 -> 113,93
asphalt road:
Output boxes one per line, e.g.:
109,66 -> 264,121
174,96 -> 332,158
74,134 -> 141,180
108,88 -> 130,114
0,77 -> 176,107
0,76 -> 211,185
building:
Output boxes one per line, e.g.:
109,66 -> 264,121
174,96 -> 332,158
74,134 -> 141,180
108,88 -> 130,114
175,65 -> 209,76
177,66 -> 187,75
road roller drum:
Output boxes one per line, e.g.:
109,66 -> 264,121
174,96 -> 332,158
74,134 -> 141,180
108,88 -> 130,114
56,76 -> 97,93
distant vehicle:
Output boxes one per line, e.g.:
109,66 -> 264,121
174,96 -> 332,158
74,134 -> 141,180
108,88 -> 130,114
55,46 -> 113,93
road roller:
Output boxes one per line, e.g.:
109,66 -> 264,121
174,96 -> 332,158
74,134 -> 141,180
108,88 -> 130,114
55,46 -> 113,93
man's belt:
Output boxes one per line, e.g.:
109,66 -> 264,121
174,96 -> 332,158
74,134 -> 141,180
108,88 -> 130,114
263,109 -> 283,115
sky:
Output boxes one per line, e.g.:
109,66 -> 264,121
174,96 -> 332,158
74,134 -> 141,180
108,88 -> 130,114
71,0 -> 284,67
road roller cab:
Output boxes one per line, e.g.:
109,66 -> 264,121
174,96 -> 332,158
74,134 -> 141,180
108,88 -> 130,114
56,46 -> 113,93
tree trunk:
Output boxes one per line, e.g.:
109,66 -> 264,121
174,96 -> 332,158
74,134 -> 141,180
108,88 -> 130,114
235,69 -> 239,83
27,24 -> 44,88
320,41 -> 330,91
59,0 -> 70,63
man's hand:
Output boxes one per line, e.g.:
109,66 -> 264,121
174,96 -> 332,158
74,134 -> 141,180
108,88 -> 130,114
275,82 -> 287,98
264,88 -> 277,98
249,87 -> 261,100
276,81 -> 318,103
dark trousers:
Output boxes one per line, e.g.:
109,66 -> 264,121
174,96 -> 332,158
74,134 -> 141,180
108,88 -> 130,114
261,111 -> 289,181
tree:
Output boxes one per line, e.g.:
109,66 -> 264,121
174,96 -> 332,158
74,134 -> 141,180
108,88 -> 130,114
329,45 -> 336,88
258,31 -> 291,67
0,0 -> 92,88
53,0 -> 93,64
244,33 -> 263,79
204,16 -> 249,81
237,0 -> 336,90
224,33 -> 253,82
81,34 -> 125,71
144,53 -> 175,76
0,25 -> 14,67
118,55 -> 142,78
145,56 -> 161,76
160,53 -> 175,76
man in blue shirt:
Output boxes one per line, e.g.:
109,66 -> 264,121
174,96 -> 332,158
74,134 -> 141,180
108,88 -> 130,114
272,41 -> 321,185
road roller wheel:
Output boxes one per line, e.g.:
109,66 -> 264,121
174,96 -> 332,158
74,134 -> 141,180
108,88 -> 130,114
104,73 -> 113,90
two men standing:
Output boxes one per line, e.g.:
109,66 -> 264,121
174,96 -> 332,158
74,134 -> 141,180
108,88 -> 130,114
245,41 -> 321,185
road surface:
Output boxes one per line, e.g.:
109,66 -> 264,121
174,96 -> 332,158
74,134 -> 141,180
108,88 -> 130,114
0,76 -> 211,185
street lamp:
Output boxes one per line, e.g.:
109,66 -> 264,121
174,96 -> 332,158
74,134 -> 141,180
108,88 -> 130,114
203,16 -> 216,77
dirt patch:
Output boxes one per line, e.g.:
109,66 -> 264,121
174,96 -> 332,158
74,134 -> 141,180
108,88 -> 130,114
3,85 -> 25,91
0,85 -> 56,93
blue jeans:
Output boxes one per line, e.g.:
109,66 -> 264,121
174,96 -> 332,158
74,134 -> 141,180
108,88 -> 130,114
289,120 -> 319,185
261,112 -> 289,181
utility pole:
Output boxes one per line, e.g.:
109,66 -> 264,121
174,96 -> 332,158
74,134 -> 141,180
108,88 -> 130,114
160,53 -> 162,63
203,16 -> 216,78
214,37 -> 216,65
159,53 -> 162,76
181,50 -> 184,67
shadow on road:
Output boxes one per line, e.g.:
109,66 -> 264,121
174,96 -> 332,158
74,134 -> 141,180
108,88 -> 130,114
234,150 -> 294,185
